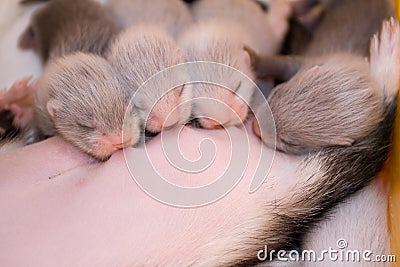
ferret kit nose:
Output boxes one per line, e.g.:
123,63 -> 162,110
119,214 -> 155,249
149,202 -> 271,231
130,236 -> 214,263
199,118 -> 225,129
101,134 -> 125,149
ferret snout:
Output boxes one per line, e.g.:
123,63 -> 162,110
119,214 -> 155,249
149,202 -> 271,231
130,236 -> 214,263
195,89 -> 249,129
96,133 -> 131,153
146,108 -> 180,133
198,118 -> 225,129
143,86 -> 191,133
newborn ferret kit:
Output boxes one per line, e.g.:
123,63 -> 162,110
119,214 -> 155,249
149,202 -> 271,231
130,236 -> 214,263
0,0 -> 398,266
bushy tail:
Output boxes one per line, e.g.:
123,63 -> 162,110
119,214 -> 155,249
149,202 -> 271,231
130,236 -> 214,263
212,18 -> 400,267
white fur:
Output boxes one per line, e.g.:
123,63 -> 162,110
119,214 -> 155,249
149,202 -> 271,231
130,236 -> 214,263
370,17 -> 400,103
299,180 -> 390,267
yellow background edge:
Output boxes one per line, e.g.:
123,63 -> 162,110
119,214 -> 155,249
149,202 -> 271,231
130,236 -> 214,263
390,1 -> 400,266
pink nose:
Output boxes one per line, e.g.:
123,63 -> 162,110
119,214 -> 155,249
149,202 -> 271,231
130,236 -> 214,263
151,111 -> 180,131
252,119 -> 261,138
199,118 -> 224,129
99,134 -> 132,150
105,134 -> 122,146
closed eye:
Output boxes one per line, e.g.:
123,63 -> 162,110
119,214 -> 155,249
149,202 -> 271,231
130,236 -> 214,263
280,137 -> 300,147
76,122 -> 95,131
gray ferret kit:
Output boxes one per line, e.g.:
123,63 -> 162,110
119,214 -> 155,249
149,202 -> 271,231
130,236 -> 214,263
19,0 -> 119,63
251,0 -> 395,154
105,0 -> 193,38
106,24 -> 191,134
34,52 -> 142,161
0,2 -> 398,265
179,0 -> 291,129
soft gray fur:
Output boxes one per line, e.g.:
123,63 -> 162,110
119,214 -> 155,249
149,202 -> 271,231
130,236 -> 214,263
106,24 -> 191,133
252,0 -> 395,154
190,18 -> 399,267
34,52 -> 141,161
179,0 -> 290,128
19,0 -> 119,63
106,0 -> 193,38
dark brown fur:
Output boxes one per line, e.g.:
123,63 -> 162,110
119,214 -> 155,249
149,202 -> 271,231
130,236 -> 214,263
0,110 -> 18,140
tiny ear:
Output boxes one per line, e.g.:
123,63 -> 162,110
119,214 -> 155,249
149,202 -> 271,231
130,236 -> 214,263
46,99 -> 60,118
243,44 -> 258,67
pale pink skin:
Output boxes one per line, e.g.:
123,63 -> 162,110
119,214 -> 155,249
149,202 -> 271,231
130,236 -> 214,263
0,124 -> 305,266
0,4 -> 389,263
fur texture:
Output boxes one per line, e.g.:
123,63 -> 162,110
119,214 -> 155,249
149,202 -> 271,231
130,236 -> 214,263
191,0 -> 285,55
299,179 -> 390,267
34,52 -> 142,161
19,0 -> 119,63
265,54 -> 382,154
305,0 -> 394,56
189,19 -> 399,267
253,0 -> 395,154
106,0 -> 193,38
179,19 -> 255,128
106,24 -> 191,133
180,0 -> 291,128
283,0 -> 394,56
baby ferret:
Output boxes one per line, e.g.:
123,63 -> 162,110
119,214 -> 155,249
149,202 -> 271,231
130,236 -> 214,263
283,0 -> 393,55
191,0 -> 291,56
106,24 -> 191,134
34,52 -> 142,161
179,20 -> 256,129
305,0 -> 394,57
105,0 -> 193,38
253,54 -> 384,154
179,0 -> 291,129
251,0 -> 394,154
192,19 -> 399,265
19,0 -> 119,63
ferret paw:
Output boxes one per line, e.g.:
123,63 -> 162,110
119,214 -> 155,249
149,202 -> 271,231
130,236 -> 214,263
370,17 -> 400,99
0,77 -> 37,128
267,0 -> 292,42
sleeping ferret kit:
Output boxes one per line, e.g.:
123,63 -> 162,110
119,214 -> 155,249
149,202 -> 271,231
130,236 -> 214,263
0,0 -> 400,266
